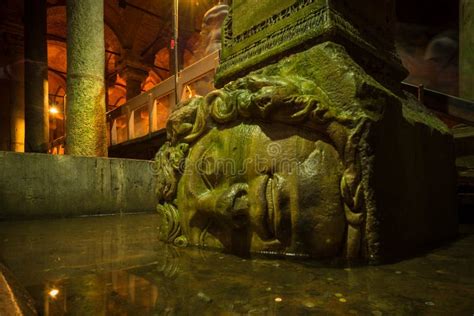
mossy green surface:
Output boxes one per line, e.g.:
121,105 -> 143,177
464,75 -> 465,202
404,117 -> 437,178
66,0 -> 107,157
155,41 -> 456,261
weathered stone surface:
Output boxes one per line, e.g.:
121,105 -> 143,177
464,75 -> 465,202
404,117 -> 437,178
176,124 -> 345,257
155,42 -> 456,262
216,0 -> 405,87
0,152 -> 157,219
66,0 -> 107,156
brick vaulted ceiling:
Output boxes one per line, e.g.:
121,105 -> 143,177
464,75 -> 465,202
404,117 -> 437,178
45,0 -> 215,108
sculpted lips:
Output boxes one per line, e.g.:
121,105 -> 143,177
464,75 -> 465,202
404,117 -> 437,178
264,173 -> 291,246
265,176 -> 276,238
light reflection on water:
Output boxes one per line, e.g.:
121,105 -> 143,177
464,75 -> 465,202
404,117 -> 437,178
1,214 -> 474,315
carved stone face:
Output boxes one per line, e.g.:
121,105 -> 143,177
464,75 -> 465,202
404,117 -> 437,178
199,4 -> 229,56
177,122 -> 345,257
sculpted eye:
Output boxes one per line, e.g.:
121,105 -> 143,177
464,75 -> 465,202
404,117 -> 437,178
200,155 -> 220,190
201,170 -> 214,190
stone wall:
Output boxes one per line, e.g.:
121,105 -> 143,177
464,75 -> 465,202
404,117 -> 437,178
0,152 -> 157,219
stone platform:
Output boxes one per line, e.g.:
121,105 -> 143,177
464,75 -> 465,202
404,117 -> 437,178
155,41 -> 457,262
0,151 -> 157,219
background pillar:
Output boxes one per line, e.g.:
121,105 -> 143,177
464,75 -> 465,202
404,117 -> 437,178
0,74 -> 11,150
24,0 -> 49,153
120,66 -> 148,101
460,0 -> 474,101
118,50 -> 150,101
66,0 -> 107,156
10,60 -> 25,152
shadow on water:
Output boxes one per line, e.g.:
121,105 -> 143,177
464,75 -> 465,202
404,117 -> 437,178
0,214 -> 473,315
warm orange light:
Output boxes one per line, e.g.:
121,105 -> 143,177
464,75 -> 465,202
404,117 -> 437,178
48,288 -> 59,298
49,106 -> 59,115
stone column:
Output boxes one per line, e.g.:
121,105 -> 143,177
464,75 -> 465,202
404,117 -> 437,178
0,9 -> 25,152
9,60 -> 25,152
0,77 -> 11,150
120,66 -> 149,100
460,0 -> 474,101
66,0 -> 107,156
24,0 -> 49,153
118,50 -> 150,101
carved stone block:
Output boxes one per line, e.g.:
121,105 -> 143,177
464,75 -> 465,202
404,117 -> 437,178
216,0 -> 405,87
155,42 -> 457,262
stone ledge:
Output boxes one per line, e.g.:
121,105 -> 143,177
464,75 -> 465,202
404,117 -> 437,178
0,152 -> 157,219
0,263 -> 36,316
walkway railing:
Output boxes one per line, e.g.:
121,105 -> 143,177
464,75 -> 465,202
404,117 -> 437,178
49,49 -> 474,154
49,136 -> 66,155
106,50 -> 220,146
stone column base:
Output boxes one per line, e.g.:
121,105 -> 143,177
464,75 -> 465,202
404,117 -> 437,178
154,42 -> 457,262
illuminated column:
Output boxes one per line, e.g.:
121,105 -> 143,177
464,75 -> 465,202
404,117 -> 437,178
460,0 -> 474,101
24,0 -> 49,153
66,0 -> 107,156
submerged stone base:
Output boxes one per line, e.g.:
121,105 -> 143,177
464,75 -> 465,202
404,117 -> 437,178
371,98 -> 457,260
0,152 -> 157,219
155,42 -> 457,262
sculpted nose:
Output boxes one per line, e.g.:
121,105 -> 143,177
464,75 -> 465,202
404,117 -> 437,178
232,184 -> 249,212
216,183 -> 249,228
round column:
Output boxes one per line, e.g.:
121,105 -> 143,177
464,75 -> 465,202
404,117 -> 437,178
10,60 -> 25,152
24,0 -> 49,153
460,0 -> 474,101
121,66 -> 148,101
66,0 -> 107,156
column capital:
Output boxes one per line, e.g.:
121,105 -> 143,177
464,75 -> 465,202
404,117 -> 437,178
118,64 -> 149,83
117,49 -> 151,81
0,20 -> 24,57
117,49 -> 151,100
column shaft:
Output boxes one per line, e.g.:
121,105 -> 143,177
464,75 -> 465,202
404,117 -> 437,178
10,62 -> 25,152
125,78 -> 143,100
66,0 -> 107,156
121,67 -> 148,101
24,0 -> 49,152
460,0 -> 474,100
0,79 -> 10,150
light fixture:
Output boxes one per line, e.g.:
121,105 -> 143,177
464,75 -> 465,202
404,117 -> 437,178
49,106 -> 59,115
48,288 -> 59,298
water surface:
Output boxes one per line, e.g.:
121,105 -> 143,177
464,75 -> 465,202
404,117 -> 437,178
0,214 -> 473,315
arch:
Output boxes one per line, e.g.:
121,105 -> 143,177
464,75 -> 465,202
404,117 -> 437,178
143,70 -> 162,91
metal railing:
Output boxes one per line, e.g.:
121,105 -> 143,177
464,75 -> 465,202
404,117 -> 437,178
106,50 -> 220,146
401,82 -> 474,125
